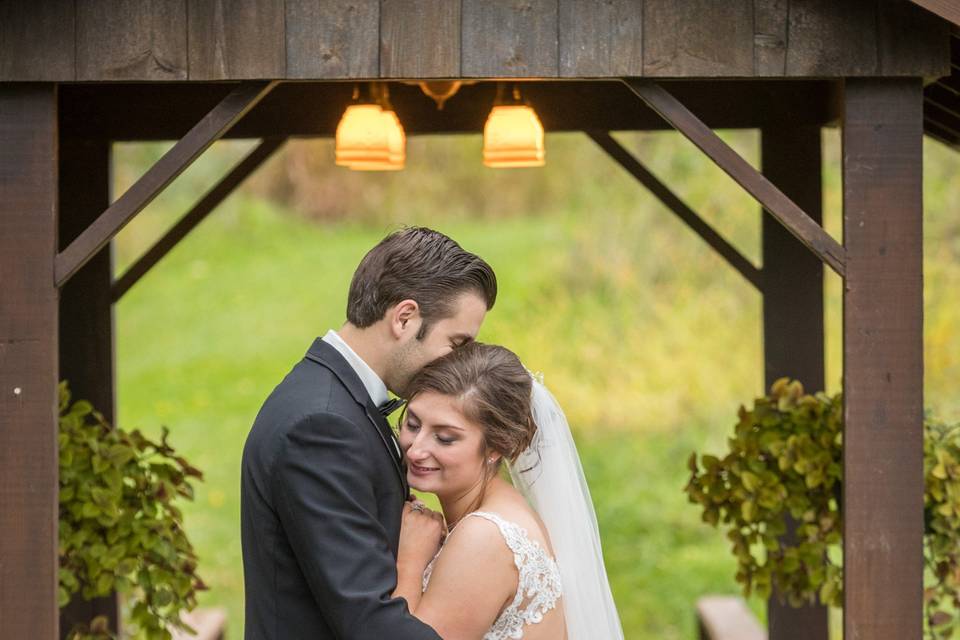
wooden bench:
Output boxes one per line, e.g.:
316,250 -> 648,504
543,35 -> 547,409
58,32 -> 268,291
171,607 -> 227,640
697,595 -> 767,640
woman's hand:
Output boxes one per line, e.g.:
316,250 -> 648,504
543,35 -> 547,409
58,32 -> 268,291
393,499 -> 445,613
397,500 -> 445,575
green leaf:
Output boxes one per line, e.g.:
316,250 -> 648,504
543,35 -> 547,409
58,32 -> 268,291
741,471 -> 760,492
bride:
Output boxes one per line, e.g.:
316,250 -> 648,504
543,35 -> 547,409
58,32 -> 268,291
391,342 -> 624,639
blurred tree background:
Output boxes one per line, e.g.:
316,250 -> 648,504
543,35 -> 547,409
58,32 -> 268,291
112,129 -> 960,639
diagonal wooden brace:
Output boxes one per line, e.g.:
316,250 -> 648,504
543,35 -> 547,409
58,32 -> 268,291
623,79 -> 846,278
55,80 -> 278,288
587,131 -> 762,290
111,137 -> 286,301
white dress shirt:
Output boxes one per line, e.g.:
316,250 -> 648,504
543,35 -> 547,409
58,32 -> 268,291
321,329 -> 390,408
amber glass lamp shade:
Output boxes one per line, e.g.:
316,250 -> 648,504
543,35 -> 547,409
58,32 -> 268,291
335,103 -> 406,171
482,104 -> 545,168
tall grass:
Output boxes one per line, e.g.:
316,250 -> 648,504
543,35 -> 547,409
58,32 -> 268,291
112,130 -> 959,638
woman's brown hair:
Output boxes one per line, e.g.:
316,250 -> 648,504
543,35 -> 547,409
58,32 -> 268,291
404,342 -> 537,490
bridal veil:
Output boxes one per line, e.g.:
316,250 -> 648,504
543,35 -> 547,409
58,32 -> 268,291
508,375 -> 625,640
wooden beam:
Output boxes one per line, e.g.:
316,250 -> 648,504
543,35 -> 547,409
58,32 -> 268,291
623,78 -> 846,277
760,124 -> 828,640
59,80 -> 840,140
112,138 -> 286,301
907,0 -> 960,28
842,77 -> 924,640
0,84 -> 59,639
58,137 -> 119,637
696,596 -> 766,640
54,81 -> 278,288
587,131 -> 761,290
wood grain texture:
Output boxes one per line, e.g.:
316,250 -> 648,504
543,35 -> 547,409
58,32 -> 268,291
559,0 -> 643,77
761,124 -> 828,640
878,0 -> 952,76
754,0 -> 789,76
785,0 -> 877,75
286,0 -> 379,78
188,0 -> 285,79
380,0 -> 460,78
643,0 -> 754,76
77,0 -> 187,80
0,0 -> 75,80
462,0 -> 559,77
842,77 -> 924,640
0,83 -> 59,640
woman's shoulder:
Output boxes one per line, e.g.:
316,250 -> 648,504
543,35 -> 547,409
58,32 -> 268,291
471,483 -> 557,556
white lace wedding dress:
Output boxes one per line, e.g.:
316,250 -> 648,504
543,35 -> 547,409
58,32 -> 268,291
421,511 -> 563,640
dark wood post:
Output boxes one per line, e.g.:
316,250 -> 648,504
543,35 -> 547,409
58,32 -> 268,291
58,137 -> 119,637
842,78 -> 924,639
761,124 -> 829,640
0,84 -> 60,638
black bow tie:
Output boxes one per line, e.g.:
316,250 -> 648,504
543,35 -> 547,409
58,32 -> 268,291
378,397 -> 406,417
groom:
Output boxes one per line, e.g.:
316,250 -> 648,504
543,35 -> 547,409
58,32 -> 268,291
241,227 -> 497,639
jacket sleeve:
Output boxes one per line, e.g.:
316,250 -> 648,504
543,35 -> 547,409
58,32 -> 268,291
273,412 -> 441,640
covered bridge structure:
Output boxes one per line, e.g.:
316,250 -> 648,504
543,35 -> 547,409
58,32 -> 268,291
2,1 -> 959,638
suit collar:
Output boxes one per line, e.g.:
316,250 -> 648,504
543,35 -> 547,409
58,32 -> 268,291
306,338 -> 371,407
320,329 -> 389,407
303,338 -> 409,497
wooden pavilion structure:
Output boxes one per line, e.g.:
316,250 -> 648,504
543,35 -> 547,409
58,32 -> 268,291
2,1 -> 959,638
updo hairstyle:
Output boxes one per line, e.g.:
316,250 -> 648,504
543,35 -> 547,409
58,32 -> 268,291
404,342 -> 536,469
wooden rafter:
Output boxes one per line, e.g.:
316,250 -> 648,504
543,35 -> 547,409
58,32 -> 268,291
908,0 -> 960,27
54,81 -> 278,288
587,131 -> 762,290
111,137 -> 286,302
623,79 -> 847,278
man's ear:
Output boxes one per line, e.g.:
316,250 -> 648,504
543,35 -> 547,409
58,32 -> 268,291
389,299 -> 421,338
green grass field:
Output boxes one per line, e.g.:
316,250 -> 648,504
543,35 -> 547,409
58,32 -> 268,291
111,130 -> 959,638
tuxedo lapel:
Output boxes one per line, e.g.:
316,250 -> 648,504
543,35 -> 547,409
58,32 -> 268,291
303,339 -> 409,498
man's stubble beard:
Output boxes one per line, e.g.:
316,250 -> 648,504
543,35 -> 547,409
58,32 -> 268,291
387,337 -> 425,399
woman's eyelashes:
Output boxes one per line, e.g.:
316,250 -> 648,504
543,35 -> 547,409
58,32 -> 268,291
404,420 -> 457,446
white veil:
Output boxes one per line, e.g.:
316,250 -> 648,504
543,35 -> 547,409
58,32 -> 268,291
509,374 -> 625,640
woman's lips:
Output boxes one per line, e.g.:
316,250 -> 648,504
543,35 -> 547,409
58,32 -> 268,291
409,462 -> 440,476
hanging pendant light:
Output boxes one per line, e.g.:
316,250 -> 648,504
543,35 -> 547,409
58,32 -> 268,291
335,84 -> 406,171
483,83 -> 545,168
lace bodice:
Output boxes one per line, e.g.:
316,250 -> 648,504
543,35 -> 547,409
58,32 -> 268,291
421,511 -> 563,640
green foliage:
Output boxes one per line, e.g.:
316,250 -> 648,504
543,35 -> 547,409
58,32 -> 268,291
685,378 -> 960,639
925,418 -> 960,638
58,381 -> 206,640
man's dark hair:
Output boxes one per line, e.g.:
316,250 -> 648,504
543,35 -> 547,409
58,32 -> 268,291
346,227 -> 497,336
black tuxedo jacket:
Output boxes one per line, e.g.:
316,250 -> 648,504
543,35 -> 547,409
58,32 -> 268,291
241,338 -> 441,640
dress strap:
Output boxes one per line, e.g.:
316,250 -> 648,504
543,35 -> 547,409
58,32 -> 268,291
462,511 -> 519,546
